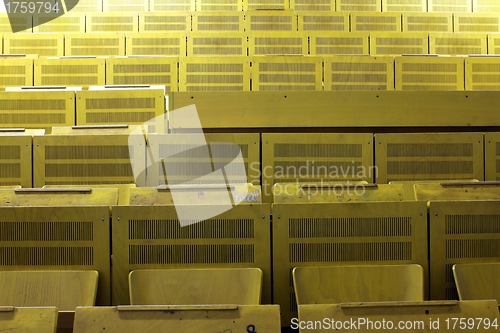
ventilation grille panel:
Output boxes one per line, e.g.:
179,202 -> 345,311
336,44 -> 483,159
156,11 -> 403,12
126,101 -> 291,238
4,34 -> 64,57
485,132 -> 500,180
33,14 -> 85,33
473,0 -> 500,13
0,59 -> 33,88
402,13 -> 452,32
150,0 -> 195,11
249,33 -> 308,55
298,12 -> 348,31
65,33 -> 125,56
382,0 -> 426,12
188,33 -> 247,56
139,13 -> 190,32
370,33 -> 429,55
35,58 -> 105,87
465,57 -> 500,90
428,0 -> 472,12
126,33 -> 186,56
336,0 -> 381,11
103,0 -> 148,11
244,0 -> 288,10
290,0 -> 335,11
196,0 -> 243,11
192,12 -> 244,32
430,33 -> 487,55
245,11 -> 297,31
351,13 -> 402,32
86,14 -> 139,32
310,32 -> 369,55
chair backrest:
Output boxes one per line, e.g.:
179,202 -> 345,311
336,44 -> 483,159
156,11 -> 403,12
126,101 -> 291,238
293,264 -> 424,305
0,270 -> 98,311
453,263 -> 500,305
129,268 -> 262,305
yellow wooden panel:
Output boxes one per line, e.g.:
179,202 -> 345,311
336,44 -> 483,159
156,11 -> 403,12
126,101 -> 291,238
74,306 -> 280,332
465,56 -> 500,90
0,307 -> 57,333
382,0 -> 426,12
485,132 -> 500,180
351,12 -> 402,32
196,0 -> 243,10
261,133 -> 374,202
33,14 -> 85,33
43,184 -> 136,206
309,32 -> 369,55
0,135 -> 32,187
428,0 -> 472,12
126,33 -> 187,56
150,0 -> 195,10
106,57 -> 178,93
0,205 -> 111,305
243,0 -> 289,10
429,200 -> 500,300
370,33 -> 428,55
430,33 -> 487,55
139,13 -> 191,32
245,11 -> 296,31
0,58 -> 33,88
454,263 -> 500,305
290,0 -> 334,11
65,33 -> 125,56
188,32 -> 247,56
71,0 -> 103,12
76,88 -> 165,131
273,201 -> 428,324
111,204 -> 271,305
34,57 -> 106,87
192,12 -> 244,32
454,13 -> 500,32
414,181 -> 500,201
0,91 -> 74,130
248,32 -> 308,56
395,55 -> 465,91
324,55 -> 394,91
403,13 -> 453,33
179,56 -> 250,91
473,0 -> 500,12
336,0 -> 381,11
251,55 -> 322,91
169,91 -> 500,128
375,133 -> 484,183
4,33 -> 64,57
0,14 -> 31,33
488,33 -> 500,54
33,134 -> 144,187
86,13 -> 138,32
103,0 -> 148,11
146,133 -> 259,186
297,12 -> 348,32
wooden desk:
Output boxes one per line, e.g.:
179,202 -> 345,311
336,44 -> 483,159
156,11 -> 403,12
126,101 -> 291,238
0,306 -> 58,333
297,300 -> 500,332
73,305 -> 281,333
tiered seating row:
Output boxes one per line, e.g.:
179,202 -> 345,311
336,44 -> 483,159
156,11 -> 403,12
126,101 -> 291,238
6,11 -> 500,33
4,55 -> 500,91
20,0 -> 500,13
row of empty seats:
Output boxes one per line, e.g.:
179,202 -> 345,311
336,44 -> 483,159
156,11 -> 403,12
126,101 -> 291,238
2,32 -> 500,57
11,0 -> 500,13
1,182 -> 500,324
8,11 -> 500,33
2,127 -> 500,200
4,55 -> 500,91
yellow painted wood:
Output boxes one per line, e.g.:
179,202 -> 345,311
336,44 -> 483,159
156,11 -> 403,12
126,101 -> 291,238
126,33 -> 187,56
129,268 -> 262,305
169,91 -> 500,128
389,179 -> 479,201
249,32 -> 308,56
139,12 -> 191,32
293,265 -> 423,305
414,181 -> 500,201
34,58 -> 105,87
466,56 -> 500,90
188,32 -> 247,56
429,200 -> 500,300
273,183 -> 405,203
375,133 -> 484,183
324,55 -> 394,90
0,307 -> 58,333
370,33 -> 428,55
103,0 -> 148,11
245,11 -> 297,31
150,0 -> 195,11
454,263 -> 500,305
402,13 -> 453,33
297,12 -> 348,32
86,13 -> 138,32
4,33 -> 63,57
298,301 -> 500,332
290,0 -> 334,11
196,0 -> 243,10
243,0 -> 289,10
50,124 -> 146,135
0,206 -> 111,305
309,32 -> 369,55
0,91 -> 74,131
272,201 -> 428,324
0,271 -> 98,311
251,55 -> 323,91
428,0 -> 472,13
454,13 -> 500,32
336,0 -> 381,11
351,12 -> 402,32
486,132 -> 500,180
65,33 -> 125,56
73,305 -> 280,333
128,184 -> 261,205
395,55 -> 465,91
473,0 -> 500,12
0,135 -> 32,187
382,0 -> 426,12
111,204 -> 271,305
70,0 -> 103,12
146,133 -> 259,185
179,56 -> 250,91
33,14 -> 85,33
43,185 -> 135,206
192,12 -> 244,31
0,14 -> 31,33
430,33 -> 487,55
0,58 -> 32,89
0,188 -> 118,207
